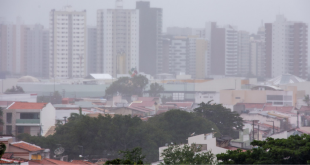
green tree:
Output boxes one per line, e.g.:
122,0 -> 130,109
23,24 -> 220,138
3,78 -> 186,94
149,82 -> 164,97
217,134 -> 310,164
0,142 -> 6,159
304,95 -> 310,106
105,75 -> 148,97
5,85 -> 24,94
194,101 -> 244,138
105,147 -> 145,164
148,109 -> 219,144
160,143 -> 216,165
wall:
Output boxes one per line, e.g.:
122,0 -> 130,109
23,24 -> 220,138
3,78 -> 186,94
195,78 -> 242,92
240,113 -> 282,128
0,93 -> 37,102
220,90 -> 266,105
40,103 -> 56,136
195,92 -> 219,104
0,78 -> 18,94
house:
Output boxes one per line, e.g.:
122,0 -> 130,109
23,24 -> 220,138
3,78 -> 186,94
158,133 -> 245,162
0,137 -> 50,161
3,102 -> 56,136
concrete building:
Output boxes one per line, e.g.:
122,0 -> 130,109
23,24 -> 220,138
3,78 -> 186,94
3,102 -> 56,136
238,31 -> 250,76
0,17 -> 27,75
164,35 -> 208,78
249,27 -> 265,78
87,27 -> 97,74
97,0 -> 139,77
136,1 -> 162,76
25,24 -> 49,78
49,6 -> 87,78
205,22 -> 239,77
265,15 -> 308,79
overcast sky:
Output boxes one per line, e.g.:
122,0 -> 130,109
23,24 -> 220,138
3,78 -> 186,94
0,0 -> 309,33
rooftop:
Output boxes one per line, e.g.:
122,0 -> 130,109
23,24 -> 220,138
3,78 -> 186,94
7,102 -> 47,110
10,141 -> 44,152
265,73 -> 306,85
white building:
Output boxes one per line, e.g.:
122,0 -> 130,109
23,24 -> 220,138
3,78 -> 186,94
49,6 -> 87,78
97,0 -> 139,77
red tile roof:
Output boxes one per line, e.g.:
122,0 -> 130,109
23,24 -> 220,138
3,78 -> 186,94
10,141 -> 44,152
7,102 -> 47,110
136,97 -> 159,102
300,106 -> 310,111
263,106 -> 294,113
2,153 -> 13,159
71,160 -> 95,164
41,158 -> 78,165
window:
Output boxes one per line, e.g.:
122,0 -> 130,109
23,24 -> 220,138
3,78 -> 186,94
6,113 -> 12,124
20,113 -> 40,119
267,95 -> 283,100
17,126 -> 24,134
6,126 -> 12,135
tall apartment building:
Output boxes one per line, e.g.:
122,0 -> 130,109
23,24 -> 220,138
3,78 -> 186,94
49,6 -> 87,78
164,35 -> 208,79
0,17 -> 26,75
249,27 -> 266,78
97,0 -> 139,77
136,1 -> 162,76
205,22 -> 239,77
24,24 -> 49,78
238,31 -> 250,76
87,27 -> 97,74
265,15 -> 308,79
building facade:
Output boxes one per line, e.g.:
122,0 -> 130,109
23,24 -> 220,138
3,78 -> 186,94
49,6 -> 87,78
0,17 -> 26,76
265,15 -> 308,79
87,27 -> 97,74
238,31 -> 250,76
249,27 -> 266,78
97,1 -> 139,77
136,1 -> 162,76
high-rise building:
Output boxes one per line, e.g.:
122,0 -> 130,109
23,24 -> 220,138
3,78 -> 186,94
97,0 -> 139,77
238,31 -> 250,76
49,6 -> 87,78
164,35 -> 208,79
87,27 -> 97,74
136,1 -> 162,76
24,24 -> 49,78
205,22 -> 238,77
249,26 -> 265,78
265,15 -> 308,79
0,17 -> 26,75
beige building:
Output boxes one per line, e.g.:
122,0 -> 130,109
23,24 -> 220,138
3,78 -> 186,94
220,85 -> 298,107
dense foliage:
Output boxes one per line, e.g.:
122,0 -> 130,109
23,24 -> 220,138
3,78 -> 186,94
217,134 -> 310,164
105,147 -> 145,164
18,110 -> 218,162
105,75 -> 148,97
194,101 -> 244,138
149,82 -> 164,97
5,85 -> 24,94
160,144 -> 216,165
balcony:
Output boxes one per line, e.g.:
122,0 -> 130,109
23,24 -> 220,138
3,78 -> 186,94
16,119 -> 40,124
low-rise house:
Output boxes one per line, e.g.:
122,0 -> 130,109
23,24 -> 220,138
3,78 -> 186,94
0,137 -> 50,161
3,102 -> 56,136
158,133 -> 244,163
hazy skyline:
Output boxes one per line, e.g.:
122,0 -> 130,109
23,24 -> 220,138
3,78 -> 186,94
0,0 -> 309,33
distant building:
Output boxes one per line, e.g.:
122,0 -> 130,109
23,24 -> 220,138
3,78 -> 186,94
238,31 -> 250,76
136,1 -> 162,76
49,6 -> 87,78
97,0 -> 139,77
0,17 -> 27,75
87,27 -> 97,74
265,15 -> 308,79
25,24 -> 49,78
249,26 -> 265,78
205,22 -> 239,77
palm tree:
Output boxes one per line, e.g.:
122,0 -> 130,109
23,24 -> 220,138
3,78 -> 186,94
303,95 -> 310,107
68,107 -> 84,121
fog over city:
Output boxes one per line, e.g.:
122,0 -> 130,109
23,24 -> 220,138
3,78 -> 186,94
0,0 -> 310,164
